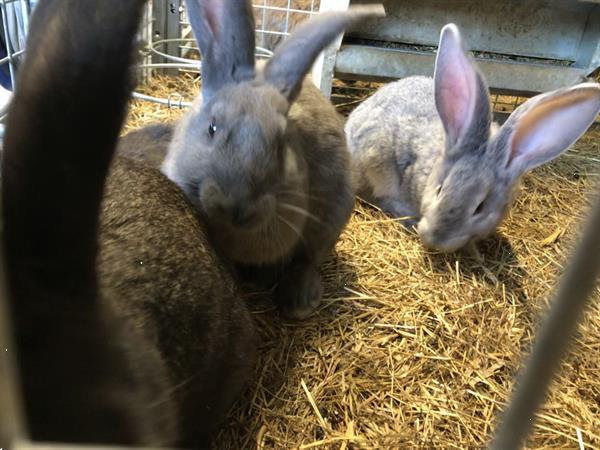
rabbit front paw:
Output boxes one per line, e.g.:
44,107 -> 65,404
275,264 -> 322,320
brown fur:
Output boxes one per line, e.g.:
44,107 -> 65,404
2,0 -> 257,446
117,123 -> 174,169
99,156 -> 257,447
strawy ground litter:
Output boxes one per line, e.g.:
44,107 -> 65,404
125,74 -> 600,449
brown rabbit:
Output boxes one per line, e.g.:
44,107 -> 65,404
1,0 -> 256,448
117,122 -> 175,168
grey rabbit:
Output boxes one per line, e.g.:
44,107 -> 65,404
117,0 -> 317,167
1,0 -> 256,447
346,23 -> 600,253
163,0 -> 385,319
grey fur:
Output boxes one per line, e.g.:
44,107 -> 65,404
346,23 -> 600,252
164,1 -> 385,319
185,0 -> 256,103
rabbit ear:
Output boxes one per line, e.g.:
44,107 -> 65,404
263,5 -> 385,103
185,0 -> 256,103
2,0 -> 149,441
502,83 -> 600,176
434,24 -> 491,151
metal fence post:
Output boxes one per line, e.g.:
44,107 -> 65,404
152,0 -> 182,76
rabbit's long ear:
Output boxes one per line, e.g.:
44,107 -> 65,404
185,0 -> 256,103
263,5 -> 385,103
2,0 -> 147,442
499,83 -> 600,177
4,0 -> 143,279
434,24 -> 491,153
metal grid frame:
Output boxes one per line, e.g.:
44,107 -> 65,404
253,0 -> 319,55
0,1 -> 155,124
0,0 -> 32,89
134,0 -> 321,107
0,0 -> 33,139
0,0 -> 328,115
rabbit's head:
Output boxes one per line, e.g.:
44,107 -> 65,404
166,0 -> 383,233
418,24 -> 600,252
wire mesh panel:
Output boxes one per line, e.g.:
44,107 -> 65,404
0,0 -> 32,88
0,0 -> 33,132
253,0 -> 319,55
150,0 -> 320,65
0,1 -> 155,129
136,1 -> 321,106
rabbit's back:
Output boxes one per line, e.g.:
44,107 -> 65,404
99,156 -> 257,445
358,76 -> 438,121
346,76 -> 444,211
117,123 -> 175,170
291,76 -> 353,206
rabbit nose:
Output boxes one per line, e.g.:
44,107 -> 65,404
418,219 -> 448,250
230,204 -> 258,227
417,219 -> 434,245
418,219 -> 469,253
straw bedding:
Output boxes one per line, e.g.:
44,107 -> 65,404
125,74 -> 600,449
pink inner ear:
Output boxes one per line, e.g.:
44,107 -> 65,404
438,59 -> 475,139
204,0 -> 222,39
434,28 -> 477,146
508,88 -> 600,171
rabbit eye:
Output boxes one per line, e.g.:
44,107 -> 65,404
208,121 -> 217,138
435,184 -> 443,196
474,198 -> 486,216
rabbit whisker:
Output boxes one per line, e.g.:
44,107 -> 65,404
146,375 -> 197,409
279,202 -> 322,224
276,234 -> 287,274
278,189 -> 330,203
277,213 -> 306,244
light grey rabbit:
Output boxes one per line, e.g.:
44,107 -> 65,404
1,0 -> 256,447
163,0 -> 385,319
346,23 -> 600,253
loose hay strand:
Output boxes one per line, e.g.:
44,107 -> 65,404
301,379 -> 330,433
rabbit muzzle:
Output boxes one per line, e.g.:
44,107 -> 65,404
200,178 -> 277,231
417,217 -> 472,253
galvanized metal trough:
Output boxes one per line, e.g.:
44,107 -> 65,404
313,0 -> 600,97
